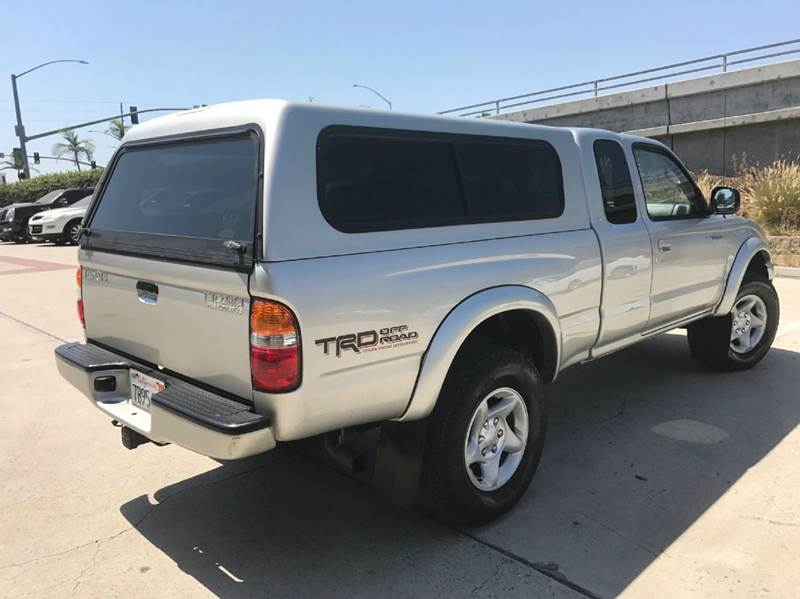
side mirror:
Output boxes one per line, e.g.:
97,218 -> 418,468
711,186 -> 740,215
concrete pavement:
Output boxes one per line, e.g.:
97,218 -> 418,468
1,241 -> 798,598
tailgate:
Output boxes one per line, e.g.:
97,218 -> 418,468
81,252 -> 253,398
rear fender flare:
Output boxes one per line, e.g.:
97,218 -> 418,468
398,285 -> 561,422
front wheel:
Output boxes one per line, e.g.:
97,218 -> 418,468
688,277 -> 779,371
64,219 -> 82,245
422,344 -> 546,524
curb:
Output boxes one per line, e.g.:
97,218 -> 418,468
775,266 -> 800,279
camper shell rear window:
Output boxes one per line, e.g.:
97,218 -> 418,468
84,127 -> 261,270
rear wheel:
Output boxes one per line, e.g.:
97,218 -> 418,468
688,276 -> 779,371
422,343 -> 545,524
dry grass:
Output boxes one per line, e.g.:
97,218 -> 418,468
693,160 -> 800,237
738,160 -> 800,235
693,170 -> 726,199
772,253 -> 800,267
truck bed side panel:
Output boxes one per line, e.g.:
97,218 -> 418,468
252,230 -> 601,440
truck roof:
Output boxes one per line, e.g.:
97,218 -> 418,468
123,99 -> 644,146
118,99 -> 667,262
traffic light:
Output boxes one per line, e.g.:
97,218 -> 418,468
12,148 -> 22,163
33,152 -> 40,165
129,106 -> 139,125
90,161 -> 97,169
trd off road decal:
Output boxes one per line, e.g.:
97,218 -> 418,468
315,325 -> 419,357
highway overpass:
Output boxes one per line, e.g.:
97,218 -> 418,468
442,41 -> 800,175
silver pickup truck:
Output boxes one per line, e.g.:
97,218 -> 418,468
55,100 -> 778,523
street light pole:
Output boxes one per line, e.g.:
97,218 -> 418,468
10,74 -> 30,179
10,59 -> 88,179
352,84 -> 392,110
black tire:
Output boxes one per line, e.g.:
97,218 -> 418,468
688,276 -> 779,371
422,343 -> 546,524
63,219 -> 82,245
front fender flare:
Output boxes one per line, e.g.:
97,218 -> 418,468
397,285 -> 561,422
714,237 -> 773,316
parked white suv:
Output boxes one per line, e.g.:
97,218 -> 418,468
54,100 -> 778,523
28,196 -> 92,244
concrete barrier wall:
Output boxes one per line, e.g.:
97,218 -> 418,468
495,60 -> 800,174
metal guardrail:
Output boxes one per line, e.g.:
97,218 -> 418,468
439,38 -> 800,118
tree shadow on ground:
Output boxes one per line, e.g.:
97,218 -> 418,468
120,334 -> 800,598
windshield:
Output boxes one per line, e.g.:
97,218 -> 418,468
35,190 -> 66,205
89,134 -> 258,242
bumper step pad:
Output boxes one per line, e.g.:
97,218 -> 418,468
55,342 -> 269,434
55,342 -> 130,371
155,377 -> 268,433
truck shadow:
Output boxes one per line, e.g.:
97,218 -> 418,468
119,334 -> 800,598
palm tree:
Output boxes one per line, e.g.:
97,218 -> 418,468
105,119 -> 126,141
52,129 -> 94,171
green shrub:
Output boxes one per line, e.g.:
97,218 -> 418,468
0,169 -> 103,206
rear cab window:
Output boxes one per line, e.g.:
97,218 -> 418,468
85,130 -> 260,269
316,126 -> 564,233
593,139 -> 637,224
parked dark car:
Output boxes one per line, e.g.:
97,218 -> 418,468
0,188 -> 94,243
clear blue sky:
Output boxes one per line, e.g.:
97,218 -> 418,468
2,0 -> 799,182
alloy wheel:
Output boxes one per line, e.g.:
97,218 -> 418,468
69,223 -> 81,244
463,387 -> 528,491
730,294 -> 768,354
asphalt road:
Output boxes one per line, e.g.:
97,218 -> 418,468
1,242 -> 799,598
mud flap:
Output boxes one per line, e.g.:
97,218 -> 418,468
373,419 -> 427,510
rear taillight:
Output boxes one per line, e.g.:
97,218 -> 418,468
76,266 -> 85,328
250,299 -> 300,392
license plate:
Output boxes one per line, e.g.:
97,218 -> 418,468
129,369 -> 165,413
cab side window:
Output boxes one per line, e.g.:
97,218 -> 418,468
593,139 -> 636,224
633,146 -> 705,219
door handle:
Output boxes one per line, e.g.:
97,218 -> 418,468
136,281 -> 158,305
658,240 -> 672,252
